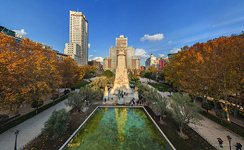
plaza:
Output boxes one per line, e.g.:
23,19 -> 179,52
1,1 -> 244,150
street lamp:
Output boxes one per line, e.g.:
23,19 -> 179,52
227,135 -> 232,150
14,130 -> 19,150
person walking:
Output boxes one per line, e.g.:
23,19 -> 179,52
217,138 -> 223,148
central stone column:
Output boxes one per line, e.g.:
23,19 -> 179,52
110,49 -> 131,94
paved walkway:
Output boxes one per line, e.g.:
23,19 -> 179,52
189,115 -> 244,150
140,78 -> 244,149
0,99 -> 71,150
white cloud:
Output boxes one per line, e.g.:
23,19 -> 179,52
135,48 -> 149,58
170,48 -> 181,53
88,43 -> 91,49
140,33 -> 164,42
92,57 -> 103,62
158,54 -> 165,57
13,29 -> 27,36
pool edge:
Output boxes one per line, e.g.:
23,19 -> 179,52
59,106 -> 176,150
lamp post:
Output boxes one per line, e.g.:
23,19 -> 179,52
14,130 -> 19,150
227,135 -> 232,150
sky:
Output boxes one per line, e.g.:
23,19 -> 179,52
1,0 -> 244,64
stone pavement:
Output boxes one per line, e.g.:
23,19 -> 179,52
0,99 -> 71,150
189,115 -> 244,150
140,78 -> 244,149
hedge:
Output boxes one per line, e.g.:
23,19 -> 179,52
200,111 -> 244,138
0,94 -> 69,134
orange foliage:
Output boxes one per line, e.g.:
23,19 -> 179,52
164,33 -> 244,100
0,33 -> 61,112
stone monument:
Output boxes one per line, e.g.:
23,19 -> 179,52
110,49 -> 131,94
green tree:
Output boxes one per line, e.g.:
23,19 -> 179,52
147,88 -> 168,123
170,93 -> 200,137
103,70 -> 114,78
67,86 -> 102,112
90,76 -> 109,89
66,92 -> 85,112
42,109 -> 70,139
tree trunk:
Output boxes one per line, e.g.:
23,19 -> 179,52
225,105 -> 231,122
179,125 -> 183,135
193,96 -> 196,103
233,106 -> 238,118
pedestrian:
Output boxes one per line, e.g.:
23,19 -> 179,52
104,98 -> 107,103
132,98 -> 135,105
235,142 -> 242,150
217,138 -> 223,148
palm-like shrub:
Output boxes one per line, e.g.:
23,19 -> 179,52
42,109 -> 70,139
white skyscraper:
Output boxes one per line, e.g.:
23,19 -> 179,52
64,10 -> 88,65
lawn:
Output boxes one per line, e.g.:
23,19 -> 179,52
148,82 -> 172,92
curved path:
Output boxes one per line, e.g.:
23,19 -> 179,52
0,99 -> 71,150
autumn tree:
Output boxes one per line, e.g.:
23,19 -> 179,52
80,65 -> 96,79
58,57 -> 80,89
164,33 -> 244,120
0,33 -> 61,113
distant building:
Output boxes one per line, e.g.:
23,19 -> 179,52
0,26 -> 15,37
145,54 -> 168,70
0,26 -> 21,42
103,35 -> 140,72
168,53 -> 177,58
145,54 -> 157,69
52,50 -> 69,61
1,26 -> 68,61
157,58 -> 168,70
64,10 -> 88,66
88,60 -> 103,70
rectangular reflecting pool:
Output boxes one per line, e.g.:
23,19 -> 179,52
60,106 -> 175,150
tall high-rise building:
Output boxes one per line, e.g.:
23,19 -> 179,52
103,35 -> 140,72
64,10 -> 88,65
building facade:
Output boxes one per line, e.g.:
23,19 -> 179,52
145,54 -> 168,70
103,35 -> 140,72
64,10 -> 88,66
88,60 -> 103,70
145,54 -> 157,69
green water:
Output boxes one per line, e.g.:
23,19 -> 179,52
65,107 -> 172,150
